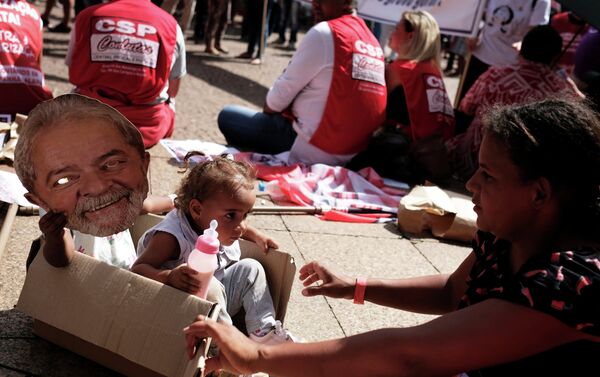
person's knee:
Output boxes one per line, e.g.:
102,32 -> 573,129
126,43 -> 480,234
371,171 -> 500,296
217,105 -> 237,132
237,258 -> 266,281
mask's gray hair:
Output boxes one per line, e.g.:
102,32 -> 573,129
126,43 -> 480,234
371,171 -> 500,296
14,94 -> 145,192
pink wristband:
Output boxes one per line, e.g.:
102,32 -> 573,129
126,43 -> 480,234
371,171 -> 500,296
353,276 -> 367,305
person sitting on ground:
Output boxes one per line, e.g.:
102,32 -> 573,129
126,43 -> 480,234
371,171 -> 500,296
348,10 -> 453,183
66,0 -> 186,148
0,0 -> 53,122
133,153 -> 296,344
185,98 -> 600,376
457,0 -> 551,103
447,25 -> 583,181
385,10 -> 454,143
219,0 -> 386,166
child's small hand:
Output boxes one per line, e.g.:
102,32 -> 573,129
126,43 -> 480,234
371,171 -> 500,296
167,264 -> 202,293
253,232 -> 279,254
39,211 -> 67,240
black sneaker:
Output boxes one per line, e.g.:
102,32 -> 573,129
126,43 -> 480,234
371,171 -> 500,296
49,22 -> 71,33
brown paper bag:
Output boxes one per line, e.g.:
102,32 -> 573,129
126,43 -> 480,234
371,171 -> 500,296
397,185 -> 477,243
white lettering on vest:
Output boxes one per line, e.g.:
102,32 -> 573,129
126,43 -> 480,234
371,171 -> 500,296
426,75 -> 444,89
354,40 -> 383,59
424,74 -> 453,116
0,10 -> 21,25
95,19 -> 157,37
0,0 -> 38,21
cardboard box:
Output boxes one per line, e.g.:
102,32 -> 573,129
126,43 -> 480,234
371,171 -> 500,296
397,185 -> 477,243
130,214 -> 297,323
17,250 -> 219,377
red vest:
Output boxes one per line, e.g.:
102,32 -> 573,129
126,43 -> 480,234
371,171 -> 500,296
390,59 -> 455,141
0,0 -> 52,118
309,15 -> 387,155
69,0 -> 178,147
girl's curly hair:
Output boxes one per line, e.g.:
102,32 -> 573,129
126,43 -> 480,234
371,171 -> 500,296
174,152 -> 256,215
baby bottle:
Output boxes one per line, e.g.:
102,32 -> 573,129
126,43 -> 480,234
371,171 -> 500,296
187,219 -> 219,299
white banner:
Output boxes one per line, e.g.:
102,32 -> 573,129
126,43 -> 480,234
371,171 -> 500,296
297,0 -> 486,37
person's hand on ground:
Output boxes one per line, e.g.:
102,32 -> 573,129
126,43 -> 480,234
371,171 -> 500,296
184,315 -> 260,375
167,264 -> 202,293
299,261 -> 355,299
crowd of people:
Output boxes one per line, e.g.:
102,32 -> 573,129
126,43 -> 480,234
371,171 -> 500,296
3,0 -> 599,375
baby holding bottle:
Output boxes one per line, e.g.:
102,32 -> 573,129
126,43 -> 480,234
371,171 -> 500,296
132,153 -> 296,344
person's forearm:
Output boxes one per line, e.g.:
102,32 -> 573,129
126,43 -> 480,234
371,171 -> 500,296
131,264 -> 171,284
254,329 -> 416,377
168,78 -> 181,98
362,274 -> 455,314
141,194 -> 175,214
42,230 -> 74,267
241,225 -> 261,243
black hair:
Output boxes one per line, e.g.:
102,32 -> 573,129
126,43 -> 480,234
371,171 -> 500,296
521,25 -> 563,65
483,99 -> 600,238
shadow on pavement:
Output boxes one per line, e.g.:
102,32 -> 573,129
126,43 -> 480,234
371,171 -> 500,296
44,73 -> 70,84
186,52 -> 269,108
0,309 -> 120,377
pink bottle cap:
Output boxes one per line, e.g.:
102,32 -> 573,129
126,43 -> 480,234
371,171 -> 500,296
194,219 -> 219,254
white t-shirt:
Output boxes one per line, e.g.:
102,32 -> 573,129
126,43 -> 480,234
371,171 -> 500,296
38,208 -> 137,269
266,21 -> 355,166
73,229 -> 137,269
474,0 -> 551,66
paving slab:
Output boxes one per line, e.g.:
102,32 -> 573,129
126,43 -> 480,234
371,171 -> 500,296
256,230 -> 346,342
412,239 -> 473,274
291,232 -> 440,335
282,215 -> 403,239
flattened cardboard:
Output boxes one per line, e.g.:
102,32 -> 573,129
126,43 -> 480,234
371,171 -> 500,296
17,251 -> 219,377
131,214 -> 297,323
398,185 -> 477,243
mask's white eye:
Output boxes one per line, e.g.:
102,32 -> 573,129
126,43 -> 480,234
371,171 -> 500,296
57,177 -> 70,185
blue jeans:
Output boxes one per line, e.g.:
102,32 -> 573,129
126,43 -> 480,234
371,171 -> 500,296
218,104 -> 297,154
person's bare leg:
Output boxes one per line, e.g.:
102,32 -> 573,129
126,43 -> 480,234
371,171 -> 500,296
161,0 -> 179,15
214,0 -> 228,54
61,0 -> 73,26
180,0 -> 196,32
204,0 -> 218,54
41,0 -> 56,25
